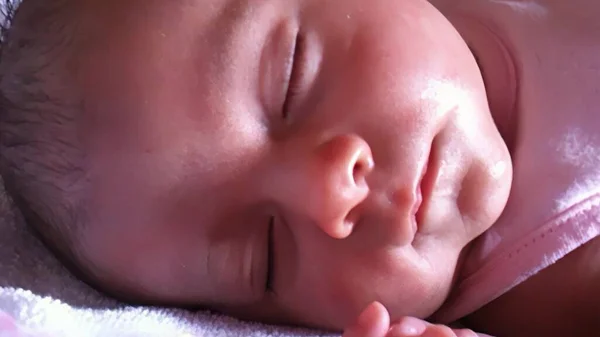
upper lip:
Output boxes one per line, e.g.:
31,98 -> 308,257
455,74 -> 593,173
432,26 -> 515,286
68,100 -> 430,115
415,147 -> 436,227
412,159 -> 428,217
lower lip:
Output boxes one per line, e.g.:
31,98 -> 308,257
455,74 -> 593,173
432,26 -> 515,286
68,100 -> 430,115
411,184 -> 423,234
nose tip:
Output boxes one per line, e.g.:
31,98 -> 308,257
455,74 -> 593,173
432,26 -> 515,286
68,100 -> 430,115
313,134 -> 374,239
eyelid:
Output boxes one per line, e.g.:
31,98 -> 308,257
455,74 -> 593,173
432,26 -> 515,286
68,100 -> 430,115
258,21 -> 298,125
282,32 -> 307,120
281,29 -> 322,124
265,216 -> 276,293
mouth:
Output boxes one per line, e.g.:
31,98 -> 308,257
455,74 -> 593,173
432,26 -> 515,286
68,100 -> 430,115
414,143 -> 438,229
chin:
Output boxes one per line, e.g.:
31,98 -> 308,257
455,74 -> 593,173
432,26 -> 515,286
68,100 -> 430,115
382,266 -> 457,321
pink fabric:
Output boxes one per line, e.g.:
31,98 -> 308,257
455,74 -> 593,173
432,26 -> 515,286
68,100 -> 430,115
437,195 -> 600,323
0,311 -> 18,332
0,310 -> 53,337
435,34 -> 600,321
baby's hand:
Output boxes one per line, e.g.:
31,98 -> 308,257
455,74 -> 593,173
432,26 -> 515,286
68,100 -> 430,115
343,302 -> 390,337
385,316 -> 478,337
343,302 -> 492,337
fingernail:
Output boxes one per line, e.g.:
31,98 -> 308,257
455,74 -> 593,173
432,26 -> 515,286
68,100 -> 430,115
357,302 -> 380,328
393,317 -> 427,336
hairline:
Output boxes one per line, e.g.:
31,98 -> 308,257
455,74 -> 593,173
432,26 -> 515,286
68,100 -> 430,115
0,0 -> 89,260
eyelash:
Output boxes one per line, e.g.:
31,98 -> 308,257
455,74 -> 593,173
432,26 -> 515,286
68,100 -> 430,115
282,33 -> 306,120
266,216 -> 276,293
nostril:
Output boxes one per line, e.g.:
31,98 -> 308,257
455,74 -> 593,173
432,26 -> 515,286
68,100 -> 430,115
352,151 -> 374,186
353,162 -> 366,185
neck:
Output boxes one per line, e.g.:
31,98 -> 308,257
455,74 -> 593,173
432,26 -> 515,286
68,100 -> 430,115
448,15 -> 520,154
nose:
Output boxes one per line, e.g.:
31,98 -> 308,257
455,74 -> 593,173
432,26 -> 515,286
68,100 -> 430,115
283,134 -> 374,239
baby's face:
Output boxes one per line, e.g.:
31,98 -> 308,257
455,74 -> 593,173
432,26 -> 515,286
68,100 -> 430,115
71,0 -> 511,330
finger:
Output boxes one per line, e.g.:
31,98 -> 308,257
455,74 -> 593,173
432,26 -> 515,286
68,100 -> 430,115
420,324 -> 457,337
387,322 -> 456,337
452,329 -> 479,337
343,302 -> 390,337
386,316 -> 429,337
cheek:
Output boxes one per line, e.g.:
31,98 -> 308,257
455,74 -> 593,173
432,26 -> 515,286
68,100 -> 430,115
290,247 -> 444,328
78,216 -> 210,304
450,100 -> 513,234
458,136 -> 512,236
81,216 -> 173,276
296,263 -> 368,328
81,172 -> 198,296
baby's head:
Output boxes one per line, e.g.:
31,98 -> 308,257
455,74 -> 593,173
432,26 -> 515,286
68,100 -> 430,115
0,0 -> 512,330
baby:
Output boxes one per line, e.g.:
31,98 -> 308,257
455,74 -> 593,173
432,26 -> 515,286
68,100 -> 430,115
0,0 -> 599,336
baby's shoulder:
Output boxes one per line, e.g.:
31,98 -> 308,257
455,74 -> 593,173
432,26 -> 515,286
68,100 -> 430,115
485,0 -> 600,123
466,236 -> 600,337
456,0 -> 600,58
436,0 -> 600,94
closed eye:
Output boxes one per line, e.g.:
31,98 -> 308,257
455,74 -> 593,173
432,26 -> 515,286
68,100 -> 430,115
265,216 -> 276,293
282,32 -> 306,120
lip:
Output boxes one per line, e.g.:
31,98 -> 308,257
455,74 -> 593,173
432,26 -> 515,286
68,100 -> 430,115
414,144 -> 438,229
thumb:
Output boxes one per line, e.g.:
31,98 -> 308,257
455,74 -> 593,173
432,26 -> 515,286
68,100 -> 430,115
343,302 -> 390,337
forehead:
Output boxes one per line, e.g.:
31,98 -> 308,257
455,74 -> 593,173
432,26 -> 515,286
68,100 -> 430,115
78,1 -> 270,157
76,0 -> 454,128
